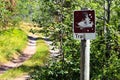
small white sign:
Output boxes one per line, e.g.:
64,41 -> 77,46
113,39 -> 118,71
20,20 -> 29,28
73,33 -> 96,40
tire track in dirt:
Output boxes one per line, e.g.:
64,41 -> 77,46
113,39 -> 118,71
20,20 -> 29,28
0,35 -> 38,80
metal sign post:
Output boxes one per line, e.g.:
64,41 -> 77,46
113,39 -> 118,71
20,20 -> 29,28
73,10 -> 95,80
80,39 -> 90,80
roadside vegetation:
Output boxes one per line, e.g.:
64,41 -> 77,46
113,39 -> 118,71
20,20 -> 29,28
0,19 -> 49,79
0,0 -> 49,79
0,28 -> 27,63
0,31 -> 49,80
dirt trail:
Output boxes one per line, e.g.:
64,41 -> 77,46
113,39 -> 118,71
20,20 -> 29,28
0,35 -> 37,80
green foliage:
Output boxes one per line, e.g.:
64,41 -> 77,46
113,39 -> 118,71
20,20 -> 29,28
1,0 -> 119,79
0,0 -> 35,29
30,38 -> 80,80
90,36 -> 120,79
31,60 -> 80,80
0,28 -> 27,63
0,1 -> 12,28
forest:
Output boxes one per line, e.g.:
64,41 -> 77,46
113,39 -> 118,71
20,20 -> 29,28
0,0 -> 120,80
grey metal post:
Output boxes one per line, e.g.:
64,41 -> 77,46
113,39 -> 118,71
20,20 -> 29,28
80,39 -> 90,80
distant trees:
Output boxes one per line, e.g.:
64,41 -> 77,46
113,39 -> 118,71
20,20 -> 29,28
0,0 -> 16,29
0,0 -> 31,29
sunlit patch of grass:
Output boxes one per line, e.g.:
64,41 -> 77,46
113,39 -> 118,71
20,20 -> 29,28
26,38 -> 49,66
0,28 -> 27,63
24,39 -> 49,66
0,36 -> 49,79
19,21 -> 41,35
0,68 -> 24,80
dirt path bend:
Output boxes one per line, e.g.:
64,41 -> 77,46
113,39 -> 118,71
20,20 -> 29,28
0,35 -> 38,80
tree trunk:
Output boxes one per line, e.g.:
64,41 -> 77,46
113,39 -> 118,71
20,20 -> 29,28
105,0 -> 112,58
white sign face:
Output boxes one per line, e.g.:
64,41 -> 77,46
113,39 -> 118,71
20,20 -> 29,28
73,10 -> 96,40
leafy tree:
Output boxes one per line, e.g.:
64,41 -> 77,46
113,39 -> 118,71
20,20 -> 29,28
0,0 -> 35,29
20,0 -> 120,79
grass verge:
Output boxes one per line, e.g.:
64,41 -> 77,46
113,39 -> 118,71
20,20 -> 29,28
0,36 -> 49,80
0,28 -> 27,63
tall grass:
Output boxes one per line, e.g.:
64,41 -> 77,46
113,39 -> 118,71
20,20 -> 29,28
0,28 -> 27,63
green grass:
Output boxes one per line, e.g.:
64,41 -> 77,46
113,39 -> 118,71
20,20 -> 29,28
0,28 -> 27,63
24,39 -> 49,66
0,36 -> 49,79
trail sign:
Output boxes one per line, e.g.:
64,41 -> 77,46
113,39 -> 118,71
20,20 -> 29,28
74,10 -> 95,33
73,10 -> 96,40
